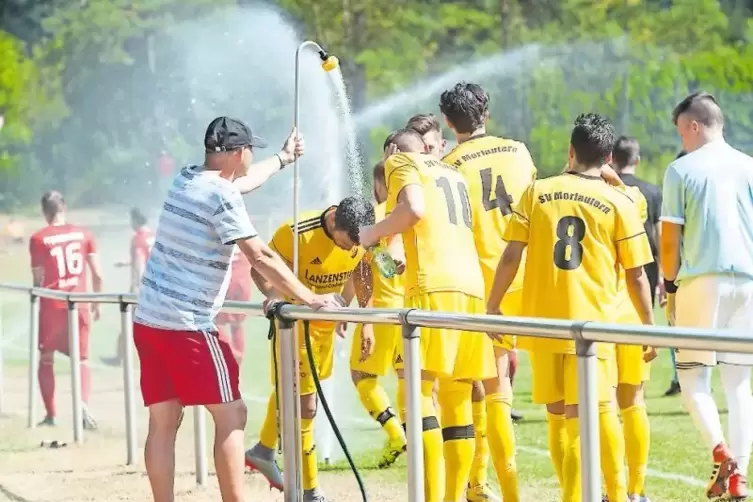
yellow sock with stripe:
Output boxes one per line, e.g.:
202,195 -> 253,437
301,417 -> 319,491
546,412 -> 567,487
259,392 -> 278,449
621,404 -> 649,496
486,392 -> 519,501
356,378 -> 404,443
469,400 -> 489,488
562,417 -> 581,502
599,401 -> 627,502
438,380 -> 475,502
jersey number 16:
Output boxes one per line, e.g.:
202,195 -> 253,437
50,242 -> 84,277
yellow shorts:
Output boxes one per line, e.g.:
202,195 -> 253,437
394,292 -> 495,380
270,320 -> 334,396
350,322 -> 400,376
615,344 -> 651,385
497,289 -> 522,351
530,351 -> 614,406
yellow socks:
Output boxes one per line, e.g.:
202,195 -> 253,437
546,412 -> 567,486
356,378 -> 404,444
397,379 -> 407,422
562,417 -> 581,502
259,392 -> 279,449
621,404 -> 650,496
301,417 -> 318,491
438,379 -> 475,502
469,400 -> 489,488
486,392 -> 519,501
599,401 -> 627,502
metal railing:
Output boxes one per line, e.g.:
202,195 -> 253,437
2,283 -> 753,502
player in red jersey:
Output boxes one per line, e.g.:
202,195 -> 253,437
29,191 -> 103,429
215,248 -> 252,363
104,208 -> 154,367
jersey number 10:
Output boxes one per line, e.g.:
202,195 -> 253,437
436,176 -> 472,228
50,242 -> 84,277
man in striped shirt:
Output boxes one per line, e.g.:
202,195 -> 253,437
134,117 -> 344,502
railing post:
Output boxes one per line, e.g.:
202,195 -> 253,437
68,300 -> 84,444
193,406 -> 208,485
278,316 -> 303,502
575,333 -> 600,502
401,318 -> 425,502
120,300 -> 138,465
28,294 -> 39,428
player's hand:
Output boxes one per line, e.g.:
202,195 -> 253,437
657,279 -> 667,307
665,293 -> 676,326
262,295 -> 284,316
394,258 -> 406,275
278,127 -> 304,166
485,305 -> 504,343
335,322 -> 348,339
91,303 -> 100,322
600,165 -> 624,186
383,142 -> 399,160
358,225 -> 379,249
307,292 -> 346,311
643,346 -> 658,362
359,324 -> 375,362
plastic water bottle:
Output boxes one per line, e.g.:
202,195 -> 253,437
370,246 -> 398,279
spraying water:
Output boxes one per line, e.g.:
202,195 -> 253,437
327,67 -> 365,198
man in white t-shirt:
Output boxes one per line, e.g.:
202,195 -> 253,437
134,117 -> 344,502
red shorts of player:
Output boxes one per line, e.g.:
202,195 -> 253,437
215,280 -> 251,325
38,307 -> 90,359
133,322 -> 241,407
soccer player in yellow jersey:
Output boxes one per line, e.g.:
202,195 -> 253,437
439,83 -> 537,502
360,129 -> 496,502
245,197 -> 373,502
349,160 -> 408,469
487,113 -> 655,502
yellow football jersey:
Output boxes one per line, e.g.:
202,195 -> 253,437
368,203 -> 405,307
613,185 -> 652,323
269,207 -> 365,296
385,152 -> 484,299
443,135 -> 537,295
505,172 -> 653,354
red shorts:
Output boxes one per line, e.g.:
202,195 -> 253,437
215,281 -> 251,325
38,307 -> 90,358
133,322 -> 241,407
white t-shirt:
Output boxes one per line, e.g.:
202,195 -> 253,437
135,165 -> 257,331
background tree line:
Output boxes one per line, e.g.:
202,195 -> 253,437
1,0 -> 753,211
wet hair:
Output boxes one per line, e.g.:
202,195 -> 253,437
612,136 -> 640,168
438,82 -> 489,134
41,191 -> 65,219
334,197 -> 375,245
672,91 -> 724,128
406,114 -> 442,136
130,207 -> 147,227
383,128 -> 425,153
570,113 -> 615,167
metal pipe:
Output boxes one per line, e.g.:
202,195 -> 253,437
68,301 -> 84,444
279,319 -> 303,502
194,406 -> 208,485
28,294 -> 39,428
120,301 -> 138,465
575,336 -> 600,502
401,322 -> 425,502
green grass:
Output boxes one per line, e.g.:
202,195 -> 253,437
0,224 -> 745,501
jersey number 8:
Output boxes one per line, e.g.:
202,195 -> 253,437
436,176 -> 472,228
553,216 -> 586,270
50,242 -> 84,277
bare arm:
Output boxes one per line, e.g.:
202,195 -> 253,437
660,222 -> 682,281
624,266 -> 655,325
250,266 -> 278,298
233,156 -> 285,194
86,253 -> 104,293
487,241 -> 526,313
366,186 -> 424,243
32,268 -> 44,287
237,236 -> 316,305
351,259 -> 373,308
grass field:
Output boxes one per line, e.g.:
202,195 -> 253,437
0,213 -> 747,501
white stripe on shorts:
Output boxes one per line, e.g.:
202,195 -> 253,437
203,331 -> 232,403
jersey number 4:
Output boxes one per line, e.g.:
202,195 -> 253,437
553,216 -> 586,270
480,168 -> 514,215
50,242 -> 84,277
436,176 -> 472,228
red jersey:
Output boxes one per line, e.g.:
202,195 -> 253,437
131,227 -> 154,266
29,224 -> 96,309
229,248 -> 252,286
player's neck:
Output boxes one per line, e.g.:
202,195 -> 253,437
618,165 -> 636,175
48,215 -> 66,226
455,127 -> 486,144
569,165 -> 603,178
322,207 -> 337,238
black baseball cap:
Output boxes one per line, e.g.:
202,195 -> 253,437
204,116 -> 267,153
